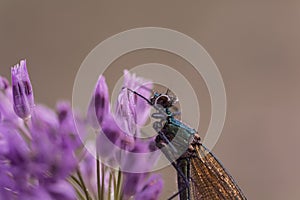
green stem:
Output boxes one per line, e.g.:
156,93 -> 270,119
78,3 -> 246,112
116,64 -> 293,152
101,163 -> 105,200
68,177 -> 85,200
112,171 -> 117,198
115,168 -> 122,200
71,175 -> 82,188
77,168 -> 90,200
18,121 -> 32,146
75,186 -> 86,200
108,171 -> 112,200
97,154 -> 101,200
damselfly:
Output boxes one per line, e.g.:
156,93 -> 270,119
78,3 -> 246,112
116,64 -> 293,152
125,88 -> 247,200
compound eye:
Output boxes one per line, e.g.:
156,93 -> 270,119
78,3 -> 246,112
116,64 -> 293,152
155,95 -> 171,107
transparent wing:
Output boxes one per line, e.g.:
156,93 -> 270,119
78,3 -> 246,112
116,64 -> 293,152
189,144 -> 247,200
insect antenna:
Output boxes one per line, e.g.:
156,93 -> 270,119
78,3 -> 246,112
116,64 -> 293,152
165,88 -> 170,95
122,87 -> 153,105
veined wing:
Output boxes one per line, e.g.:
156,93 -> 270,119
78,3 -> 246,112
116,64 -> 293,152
189,144 -> 247,200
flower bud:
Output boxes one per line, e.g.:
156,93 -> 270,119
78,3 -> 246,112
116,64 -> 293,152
11,60 -> 34,119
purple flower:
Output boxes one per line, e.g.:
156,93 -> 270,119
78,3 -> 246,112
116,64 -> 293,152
89,70 -> 163,199
56,101 -> 85,149
45,180 -> 76,200
96,115 -> 123,159
0,60 -> 165,200
0,76 -> 9,90
122,172 -> 147,199
11,60 -> 34,120
115,70 -> 152,135
0,164 -> 17,200
29,104 -> 79,182
0,124 -> 30,166
79,152 -> 97,197
89,74 -> 137,163
87,75 -> 110,128
121,139 -> 161,199
0,119 -> 79,199
91,71 -> 153,164
134,174 -> 164,200
1,105 -> 78,198
0,81 -> 24,126
0,62 -> 86,199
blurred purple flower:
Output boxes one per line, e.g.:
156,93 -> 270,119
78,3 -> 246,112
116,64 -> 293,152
0,76 -> 9,90
79,152 -> 97,197
56,101 -> 85,149
121,138 -> 162,199
0,61 -> 85,199
45,180 -> 76,200
29,103 -> 80,182
134,174 -> 164,200
0,78 -> 25,128
96,115 -> 123,160
0,118 -> 78,199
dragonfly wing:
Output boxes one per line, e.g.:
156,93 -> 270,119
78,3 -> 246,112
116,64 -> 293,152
189,144 -> 247,200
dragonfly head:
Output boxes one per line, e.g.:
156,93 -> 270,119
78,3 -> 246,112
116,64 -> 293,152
123,87 -> 178,109
150,92 -> 177,108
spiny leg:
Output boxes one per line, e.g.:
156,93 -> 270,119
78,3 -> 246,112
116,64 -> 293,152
158,144 -> 191,200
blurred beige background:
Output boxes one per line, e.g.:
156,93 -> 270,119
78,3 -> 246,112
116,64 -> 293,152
1,1 -> 300,199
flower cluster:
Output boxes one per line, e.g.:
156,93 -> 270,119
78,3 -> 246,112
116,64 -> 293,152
0,60 -> 81,199
0,60 -> 163,200
88,70 -> 163,200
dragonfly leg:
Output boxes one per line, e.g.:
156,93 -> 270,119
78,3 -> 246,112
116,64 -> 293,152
167,161 -> 191,200
171,111 -> 181,117
168,187 -> 190,200
159,146 -> 191,200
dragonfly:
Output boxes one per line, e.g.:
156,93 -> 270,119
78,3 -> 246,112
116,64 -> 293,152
125,87 -> 247,200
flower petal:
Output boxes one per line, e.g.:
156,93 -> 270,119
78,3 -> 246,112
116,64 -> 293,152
115,70 -> 152,136
134,174 -> 164,200
87,75 -> 110,128
47,180 -> 76,200
122,172 -> 146,198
